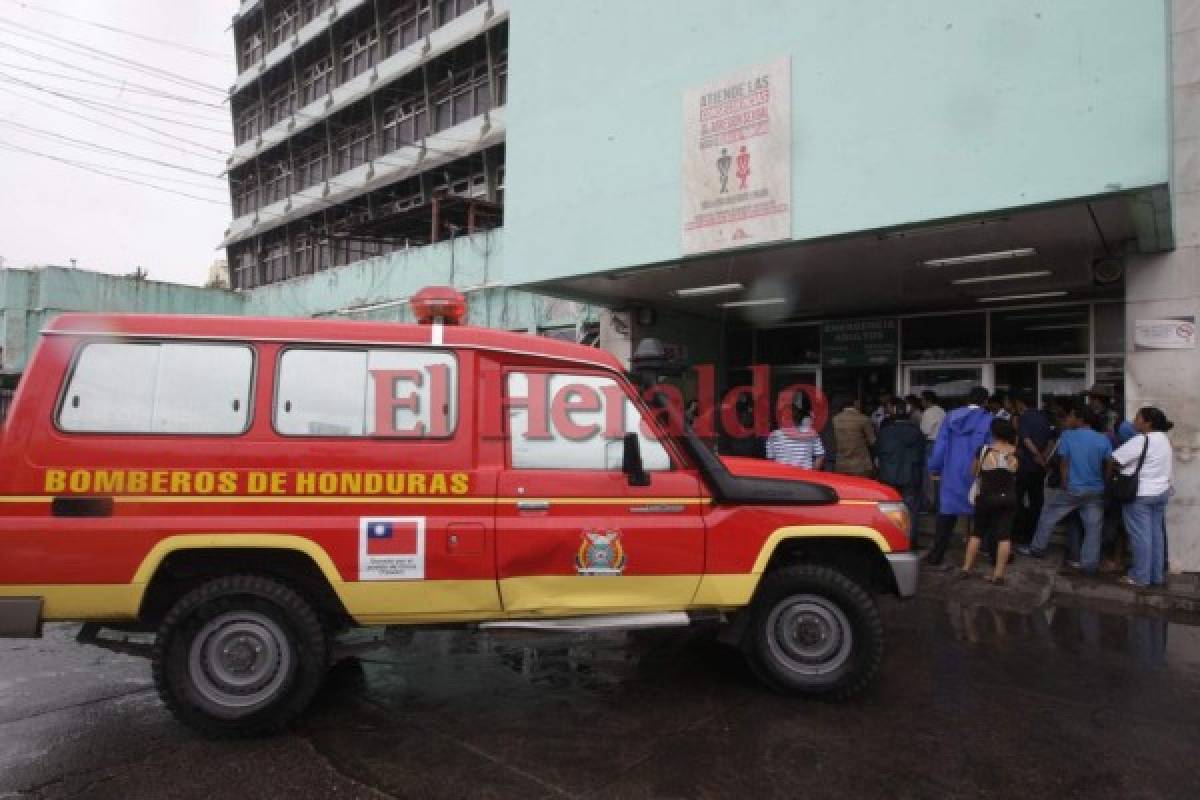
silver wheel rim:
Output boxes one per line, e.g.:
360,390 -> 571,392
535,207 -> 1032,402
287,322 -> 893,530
765,594 -> 854,676
188,611 -> 292,718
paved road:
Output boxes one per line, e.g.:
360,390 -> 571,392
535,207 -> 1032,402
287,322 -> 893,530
2,598 -> 1199,799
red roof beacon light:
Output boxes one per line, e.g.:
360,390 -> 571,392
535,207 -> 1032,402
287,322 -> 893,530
411,286 -> 467,325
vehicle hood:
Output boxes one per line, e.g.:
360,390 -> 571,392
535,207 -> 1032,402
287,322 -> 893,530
719,456 -> 898,502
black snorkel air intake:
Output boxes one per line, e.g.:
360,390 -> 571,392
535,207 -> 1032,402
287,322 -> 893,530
629,338 -> 837,507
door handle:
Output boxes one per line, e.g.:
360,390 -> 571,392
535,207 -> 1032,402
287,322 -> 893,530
516,500 -> 550,512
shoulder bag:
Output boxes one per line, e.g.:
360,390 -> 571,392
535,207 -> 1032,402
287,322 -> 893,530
1108,434 -> 1149,504
967,445 -> 989,506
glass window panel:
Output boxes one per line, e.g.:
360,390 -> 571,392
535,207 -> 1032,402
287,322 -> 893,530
364,350 -> 458,436
991,306 -> 1089,357
901,314 -> 985,361
276,349 -> 367,435
59,343 -> 252,434
507,372 -> 669,471
1093,303 -> 1125,354
1094,356 -> 1126,418
152,345 -> 253,433
276,348 -> 458,436
1039,360 -> 1088,408
756,325 -> 820,366
906,366 -> 984,411
59,343 -> 160,432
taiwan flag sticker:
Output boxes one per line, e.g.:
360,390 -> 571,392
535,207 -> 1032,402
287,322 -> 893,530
359,516 -> 425,581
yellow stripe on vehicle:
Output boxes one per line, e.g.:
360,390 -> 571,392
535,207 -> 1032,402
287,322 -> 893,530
0,495 -> 710,505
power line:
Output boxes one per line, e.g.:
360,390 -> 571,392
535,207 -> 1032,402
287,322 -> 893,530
0,138 -> 226,191
0,0 -> 226,60
0,83 -> 226,162
0,119 -> 221,177
0,17 -> 227,95
0,61 -> 228,117
0,139 -> 226,190
0,71 -> 232,139
0,48 -> 226,109
0,140 -> 228,206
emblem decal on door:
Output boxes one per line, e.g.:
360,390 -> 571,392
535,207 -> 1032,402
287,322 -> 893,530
575,530 -> 626,576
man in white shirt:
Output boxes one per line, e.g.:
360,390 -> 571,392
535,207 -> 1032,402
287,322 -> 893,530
919,391 -> 946,514
920,391 -> 946,441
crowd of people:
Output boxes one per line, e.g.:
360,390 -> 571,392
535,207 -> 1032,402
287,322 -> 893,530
762,384 -> 1175,589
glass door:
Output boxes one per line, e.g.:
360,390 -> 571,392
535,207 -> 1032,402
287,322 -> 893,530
1039,360 -> 1088,408
905,364 -> 987,410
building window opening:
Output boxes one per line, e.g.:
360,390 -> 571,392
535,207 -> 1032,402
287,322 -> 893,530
265,81 -> 296,127
901,313 -> 986,361
269,3 -> 300,50
332,115 -> 375,174
339,24 -> 379,83
299,53 -> 334,107
239,28 -> 264,72
991,305 -> 1089,357
383,0 -> 433,55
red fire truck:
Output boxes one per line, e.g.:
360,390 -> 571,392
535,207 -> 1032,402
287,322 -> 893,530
0,288 -> 917,736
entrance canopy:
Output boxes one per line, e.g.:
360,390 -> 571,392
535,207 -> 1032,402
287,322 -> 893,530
533,196 -> 1143,323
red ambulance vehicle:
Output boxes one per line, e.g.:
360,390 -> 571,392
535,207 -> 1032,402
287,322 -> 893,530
0,288 -> 917,736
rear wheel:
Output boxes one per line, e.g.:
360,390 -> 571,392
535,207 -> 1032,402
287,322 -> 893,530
744,564 -> 883,700
152,574 -> 328,738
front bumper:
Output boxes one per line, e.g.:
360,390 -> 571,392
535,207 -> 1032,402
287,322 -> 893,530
885,552 -> 920,599
0,597 -> 43,638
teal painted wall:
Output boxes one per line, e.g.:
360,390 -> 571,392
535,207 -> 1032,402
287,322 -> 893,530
1,234 -> 592,374
1,267 -> 244,374
506,0 -> 1171,283
242,231 -> 591,329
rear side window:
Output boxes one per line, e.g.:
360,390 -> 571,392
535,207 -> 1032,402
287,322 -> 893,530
59,342 -> 253,434
275,348 -> 458,437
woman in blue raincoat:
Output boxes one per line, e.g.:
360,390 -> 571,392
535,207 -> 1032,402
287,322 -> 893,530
925,387 -> 993,565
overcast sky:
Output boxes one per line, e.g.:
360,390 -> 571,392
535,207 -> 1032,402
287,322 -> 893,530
0,0 -> 238,285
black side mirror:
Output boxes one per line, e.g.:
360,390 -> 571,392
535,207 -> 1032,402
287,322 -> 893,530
622,432 -> 650,487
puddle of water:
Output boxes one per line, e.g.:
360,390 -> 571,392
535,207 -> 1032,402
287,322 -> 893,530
937,599 -> 1200,670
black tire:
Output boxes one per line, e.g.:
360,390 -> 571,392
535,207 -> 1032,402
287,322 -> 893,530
744,564 -> 883,700
152,574 -> 328,738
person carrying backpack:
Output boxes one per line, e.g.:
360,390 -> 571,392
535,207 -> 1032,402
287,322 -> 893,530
958,418 -> 1019,584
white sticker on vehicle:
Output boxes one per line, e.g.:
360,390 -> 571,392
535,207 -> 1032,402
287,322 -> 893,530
359,516 -> 426,581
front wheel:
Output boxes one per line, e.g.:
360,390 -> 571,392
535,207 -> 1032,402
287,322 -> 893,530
152,574 -> 328,738
744,564 -> 883,700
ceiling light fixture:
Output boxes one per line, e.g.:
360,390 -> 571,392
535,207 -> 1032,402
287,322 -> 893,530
950,270 -> 1052,285
977,291 -> 1068,303
1025,323 -> 1088,331
924,248 -> 1037,267
672,282 -> 744,297
878,217 -> 1009,240
718,297 -> 787,309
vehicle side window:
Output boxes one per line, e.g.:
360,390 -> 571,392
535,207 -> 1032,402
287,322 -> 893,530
506,371 -> 670,471
58,342 -> 253,434
275,347 -> 458,436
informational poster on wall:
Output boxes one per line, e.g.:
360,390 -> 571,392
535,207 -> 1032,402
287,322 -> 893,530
681,57 -> 791,256
1134,317 -> 1196,350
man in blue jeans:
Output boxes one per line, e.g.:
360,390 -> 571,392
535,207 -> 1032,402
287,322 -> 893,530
1018,402 -> 1113,573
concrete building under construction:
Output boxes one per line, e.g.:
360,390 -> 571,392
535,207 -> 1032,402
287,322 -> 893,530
222,0 -> 507,289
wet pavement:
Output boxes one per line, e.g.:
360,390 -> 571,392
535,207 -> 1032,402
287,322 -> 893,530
3,598 -> 1200,799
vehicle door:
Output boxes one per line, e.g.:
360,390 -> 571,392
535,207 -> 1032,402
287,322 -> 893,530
495,367 -> 705,613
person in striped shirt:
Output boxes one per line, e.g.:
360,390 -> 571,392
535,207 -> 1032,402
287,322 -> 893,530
766,412 -> 826,470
